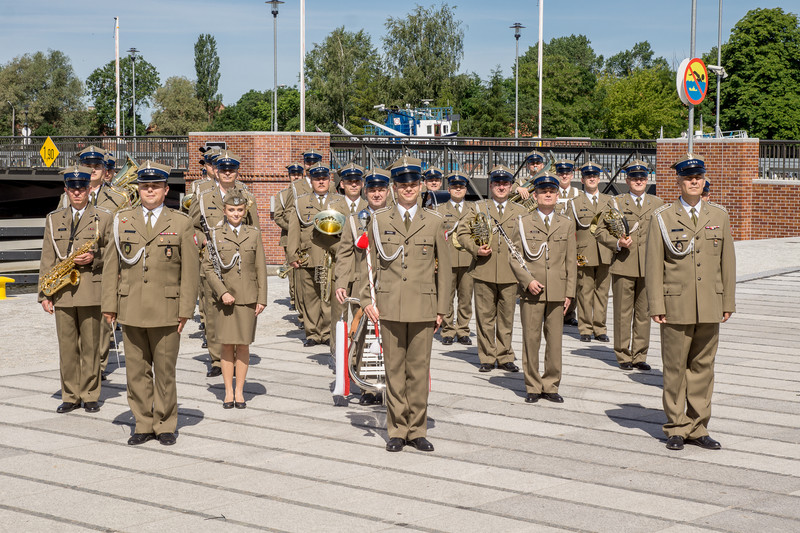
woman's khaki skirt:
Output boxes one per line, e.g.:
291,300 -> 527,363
209,302 -> 257,345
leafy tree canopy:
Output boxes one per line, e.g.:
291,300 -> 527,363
194,34 -> 222,123
151,76 -> 207,135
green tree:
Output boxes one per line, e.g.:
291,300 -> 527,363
717,8 -> 800,139
305,27 -> 385,131
458,68 -> 512,137
211,87 -> 301,132
86,55 -> 160,135
0,50 -> 86,136
604,41 -> 669,77
151,76 -> 207,135
383,3 -> 464,105
194,34 -> 222,123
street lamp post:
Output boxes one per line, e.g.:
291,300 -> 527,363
6,101 -> 14,137
127,48 -> 139,139
267,1 -> 284,132
510,23 -> 524,139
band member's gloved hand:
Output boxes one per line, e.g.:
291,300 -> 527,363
563,297 -> 572,316
221,292 -> 235,306
335,288 -> 348,304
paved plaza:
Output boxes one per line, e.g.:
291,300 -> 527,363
0,237 -> 799,532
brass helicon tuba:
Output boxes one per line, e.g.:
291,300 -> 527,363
111,156 -> 140,208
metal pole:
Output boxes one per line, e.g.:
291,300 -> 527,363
300,0 -> 306,132
511,23 -> 523,139
273,9 -> 278,132
688,0 -> 696,153
537,0 -> 543,140
715,0 -> 723,138
115,17 -> 120,137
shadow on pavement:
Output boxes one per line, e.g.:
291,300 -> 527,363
605,403 -> 664,439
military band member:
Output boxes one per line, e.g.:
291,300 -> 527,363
202,190 -> 268,409
437,172 -> 475,346
339,163 -> 368,214
190,150 -> 259,377
361,156 -> 453,452
39,166 -> 113,413
302,149 -> 323,176
102,161 -> 199,446
514,150 -> 546,201
646,154 -> 735,451
554,159 -> 580,326
457,164 -> 526,373
334,168 -> 391,405
702,179 -> 711,200
288,163 -> 348,347
509,173 -> 576,403
567,161 -> 612,342
274,163 -> 306,311
58,146 -> 129,212
422,166 -> 444,192
595,160 -> 664,370
104,153 -> 116,183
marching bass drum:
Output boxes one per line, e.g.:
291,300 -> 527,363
347,308 -> 386,398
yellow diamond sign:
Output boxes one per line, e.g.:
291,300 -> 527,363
39,137 -> 60,167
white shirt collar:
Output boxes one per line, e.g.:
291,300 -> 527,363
536,209 -> 552,225
493,199 -> 507,210
346,197 -> 359,208
228,222 -> 242,233
397,203 -> 418,220
71,205 -> 87,218
451,199 -> 464,209
584,190 -> 599,202
142,204 -> 164,222
630,192 -> 645,203
679,196 -> 701,216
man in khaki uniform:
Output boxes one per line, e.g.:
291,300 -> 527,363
457,164 -> 526,372
102,161 -> 199,446
288,163 -> 348,347
190,151 -> 259,377
58,146 -> 129,213
274,163 -> 306,311
646,154 -> 735,452
39,166 -> 113,413
567,161 -> 613,342
422,166 -> 444,192
553,159 -> 580,326
362,156 -> 453,452
334,169 -> 391,405
437,172 -> 475,346
339,163 -> 368,214
513,150 -> 546,202
595,160 -> 664,370
509,173 -> 576,403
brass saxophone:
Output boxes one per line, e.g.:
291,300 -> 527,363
39,231 -> 99,297
314,251 -> 333,303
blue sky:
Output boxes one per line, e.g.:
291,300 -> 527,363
1,1 -> 793,121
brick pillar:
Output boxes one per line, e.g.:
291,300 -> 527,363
186,132 -> 330,264
656,138 -> 759,240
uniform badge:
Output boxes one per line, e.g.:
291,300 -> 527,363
384,230 -> 395,235
160,237 -> 164,242
121,217 -> 128,223
422,245 -> 428,255
676,242 -> 683,251
714,240 -> 719,247
124,243 -> 131,254
165,246 -> 173,258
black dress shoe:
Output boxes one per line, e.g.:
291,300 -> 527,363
441,336 -> 454,345
457,335 -> 472,345
525,393 -> 539,403
666,435 -> 684,450
157,433 -> 177,446
478,363 -> 495,372
199,322 -> 205,330
359,392 -> 376,405
56,402 -> 81,414
564,318 -> 578,326
222,401 -> 234,409
386,437 -> 405,452
128,433 -> 155,446
83,402 -> 100,413
595,334 -> 610,342
322,338 -> 330,346
374,392 -> 383,404
619,362 -> 633,370
685,435 -> 721,450
580,334 -> 591,342
498,362 -> 519,372
101,373 -> 107,381
540,392 -> 564,403
201,339 -> 208,349
303,338 -> 317,348
406,437 -> 434,452
234,401 -> 247,409
633,362 -> 651,371
206,366 -> 222,378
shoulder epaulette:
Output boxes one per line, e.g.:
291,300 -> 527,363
555,211 -> 571,220
115,206 -> 136,216
94,206 -> 113,215
198,187 -> 214,197
653,204 -> 672,216
52,206 -> 70,216
373,206 -> 392,216
423,207 -> 443,217
213,219 -> 224,228
296,192 -> 312,200
707,201 -> 728,213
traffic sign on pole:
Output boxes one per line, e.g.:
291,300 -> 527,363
39,137 -> 60,167
676,57 -> 708,106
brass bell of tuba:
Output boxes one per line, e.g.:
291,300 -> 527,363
111,156 -> 141,208
313,209 -> 346,236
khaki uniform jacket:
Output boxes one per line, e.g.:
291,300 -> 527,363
102,207 -> 199,327
58,183 -> 129,212
555,186 -> 580,215
190,183 -> 260,235
566,192 -> 614,267
287,192 -> 349,268
38,205 -> 113,307
509,212 -> 577,303
361,206 -> 453,322
437,201 -> 477,268
457,200 -> 527,284
645,201 -> 736,324
190,177 -> 214,196
333,213 -> 368,290
202,224 -> 268,305
274,186 -> 293,247
343,197 -> 369,216
595,194 -> 665,278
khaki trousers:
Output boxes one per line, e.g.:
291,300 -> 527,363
297,266 -> 330,343
577,264 -> 610,336
381,320 -> 433,440
473,280 -> 517,365
441,266 -> 473,339
123,325 -> 180,435
55,306 -> 102,403
98,318 -> 113,373
660,323 -> 718,439
520,300 -> 564,394
201,275 -> 222,369
611,274 -> 650,365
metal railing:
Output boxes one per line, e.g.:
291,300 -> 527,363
759,140 -> 800,180
0,136 -> 190,171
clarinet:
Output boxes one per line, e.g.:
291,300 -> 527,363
199,215 -> 224,283
492,217 -> 534,277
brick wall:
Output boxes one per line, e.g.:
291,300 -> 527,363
186,132 -> 330,264
656,138 -> 800,241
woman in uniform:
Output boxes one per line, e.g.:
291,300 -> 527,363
202,190 -> 268,408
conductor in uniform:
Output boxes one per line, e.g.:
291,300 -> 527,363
39,165 -> 113,413
102,161 -> 199,446
362,156 -> 452,452
646,154 -> 735,451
